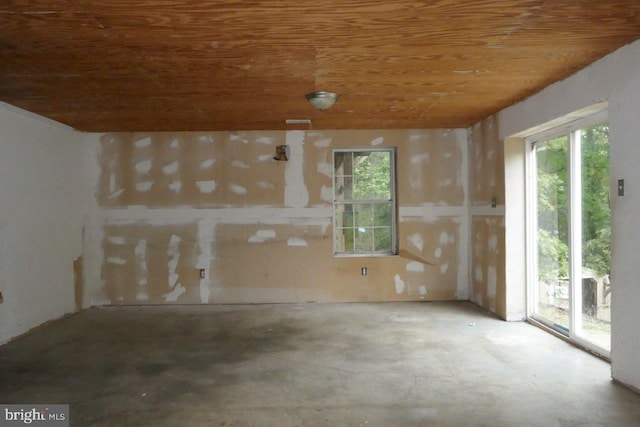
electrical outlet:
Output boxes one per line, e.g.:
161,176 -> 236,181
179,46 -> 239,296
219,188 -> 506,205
0,291 -> 3,304
361,267 -> 368,276
199,269 -> 206,279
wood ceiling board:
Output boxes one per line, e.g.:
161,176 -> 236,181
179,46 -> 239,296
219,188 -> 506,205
1,1 -> 640,131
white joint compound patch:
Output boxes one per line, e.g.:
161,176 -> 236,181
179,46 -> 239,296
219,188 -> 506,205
167,235 -> 181,290
230,184 -> 247,195
135,239 -> 148,301
106,257 -> 126,265
134,160 -> 152,174
487,266 -> 497,297
317,162 -> 332,177
408,233 -> 424,253
440,263 -> 449,274
108,189 -> 124,199
284,131 -> 309,208
287,237 -> 308,247
256,136 -> 274,145
320,185 -> 333,202
162,161 -> 179,175
135,181 -> 153,192
197,135 -> 213,144
434,247 -> 442,258
229,133 -> 248,144
258,154 -> 273,162
248,229 -> 276,243
488,235 -> 498,252
163,283 -> 186,302
107,236 -> 126,245
197,221 -> 214,304
419,286 -> 427,296
313,138 -> 332,148
169,181 -> 182,192
169,139 -> 180,148
109,173 -> 116,193
231,160 -> 250,169
257,181 -> 275,190
200,158 -> 216,169
134,239 -> 146,258
439,231 -> 454,245
406,261 -> 425,273
394,274 -> 405,294
196,180 -> 217,193
134,137 -> 151,148
371,136 -> 384,146
169,273 -> 179,288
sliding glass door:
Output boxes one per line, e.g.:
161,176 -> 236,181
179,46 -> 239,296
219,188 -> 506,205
533,134 -> 571,332
528,115 -> 611,356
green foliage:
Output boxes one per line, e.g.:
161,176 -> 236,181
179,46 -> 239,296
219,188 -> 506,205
536,123 -> 611,282
353,151 -> 391,200
583,227 -> 611,277
538,228 -> 569,284
582,124 -> 611,277
335,150 -> 393,252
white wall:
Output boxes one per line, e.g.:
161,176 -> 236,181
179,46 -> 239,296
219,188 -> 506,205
494,39 -> 640,391
0,103 -> 92,345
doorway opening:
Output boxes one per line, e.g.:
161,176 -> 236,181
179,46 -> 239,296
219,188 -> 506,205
526,111 -> 611,358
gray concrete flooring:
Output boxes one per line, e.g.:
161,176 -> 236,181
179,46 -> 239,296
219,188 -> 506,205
1,302 -> 639,426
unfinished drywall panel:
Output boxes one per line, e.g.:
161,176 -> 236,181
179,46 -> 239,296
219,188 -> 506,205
400,130 -> 466,207
398,218 -> 465,300
470,216 -> 506,317
97,131 -> 286,207
89,128 -> 470,304
214,223 -> 333,302
0,103 -> 90,345
494,39 -> 640,390
101,222 -> 200,304
468,115 -> 507,319
211,217 -> 463,303
470,115 -> 505,207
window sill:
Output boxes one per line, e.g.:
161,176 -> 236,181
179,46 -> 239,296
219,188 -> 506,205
333,253 -> 399,259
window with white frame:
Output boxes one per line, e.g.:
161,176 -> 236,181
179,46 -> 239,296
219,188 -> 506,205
333,148 -> 397,255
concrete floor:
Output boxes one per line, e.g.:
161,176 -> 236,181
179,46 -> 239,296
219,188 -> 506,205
1,302 -> 639,427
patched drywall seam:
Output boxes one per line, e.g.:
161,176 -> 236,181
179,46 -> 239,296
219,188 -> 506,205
196,219 -> 215,303
458,129 -> 470,300
284,131 -> 309,208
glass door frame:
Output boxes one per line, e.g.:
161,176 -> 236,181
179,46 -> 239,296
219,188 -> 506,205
525,110 -> 610,359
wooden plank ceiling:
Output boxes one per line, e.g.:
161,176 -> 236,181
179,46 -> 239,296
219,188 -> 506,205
1,1 -> 640,132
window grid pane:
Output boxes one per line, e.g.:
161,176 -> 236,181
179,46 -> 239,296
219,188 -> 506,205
334,148 -> 395,255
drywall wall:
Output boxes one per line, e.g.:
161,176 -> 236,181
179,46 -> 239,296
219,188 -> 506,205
469,115 -> 506,318
489,39 -> 640,390
83,129 -> 470,305
0,102 -> 91,345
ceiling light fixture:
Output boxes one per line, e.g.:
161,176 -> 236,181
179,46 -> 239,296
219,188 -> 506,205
305,91 -> 339,110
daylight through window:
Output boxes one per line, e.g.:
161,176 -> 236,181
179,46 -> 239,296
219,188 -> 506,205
333,148 -> 397,255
